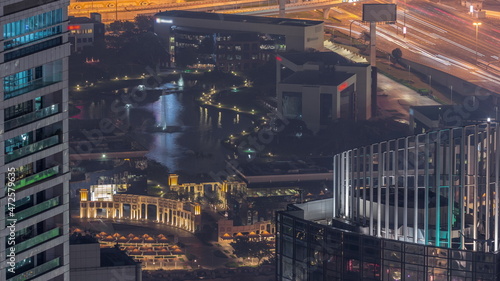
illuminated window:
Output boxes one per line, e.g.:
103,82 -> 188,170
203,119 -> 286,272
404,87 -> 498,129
5,132 -> 33,154
3,9 -> 63,39
4,25 -> 62,50
4,60 -> 63,99
3,66 -> 42,93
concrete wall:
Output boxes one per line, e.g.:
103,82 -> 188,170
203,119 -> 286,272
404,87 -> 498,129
70,265 -> 140,281
295,198 -> 333,221
70,243 -> 101,269
277,74 -> 357,133
336,64 -> 372,120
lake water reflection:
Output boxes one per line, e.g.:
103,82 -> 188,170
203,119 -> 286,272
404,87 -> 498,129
73,83 -> 253,174
144,91 -> 253,174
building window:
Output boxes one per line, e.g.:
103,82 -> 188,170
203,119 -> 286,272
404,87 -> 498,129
282,92 -> 302,119
3,9 -> 63,39
5,132 -> 33,154
4,25 -> 62,50
4,36 -> 62,62
10,163 -> 34,182
4,100 -> 34,121
4,59 -> 63,99
3,66 -> 42,93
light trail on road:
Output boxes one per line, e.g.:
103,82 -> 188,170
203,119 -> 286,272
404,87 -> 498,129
329,0 -> 500,94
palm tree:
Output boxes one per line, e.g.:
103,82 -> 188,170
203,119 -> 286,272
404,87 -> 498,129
206,191 -> 223,211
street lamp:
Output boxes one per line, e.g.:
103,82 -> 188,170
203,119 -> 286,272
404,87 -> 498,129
349,20 -> 361,45
473,22 -> 481,64
450,85 -> 453,104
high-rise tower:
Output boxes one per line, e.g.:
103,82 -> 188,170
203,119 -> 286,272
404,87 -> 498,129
1,0 -> 70,280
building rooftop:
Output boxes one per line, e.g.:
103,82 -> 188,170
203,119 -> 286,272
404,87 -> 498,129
247,180 -> 332,190
101,247 -> 138,267
280,52 -> 368,66
282,70 -> 354,86
69,16 -> 100,24
70,232 -> 99,244
156,10 -> 323,27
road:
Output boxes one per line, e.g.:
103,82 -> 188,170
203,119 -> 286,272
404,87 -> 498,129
328,0 -> 500,94
69,0 -> 270,21
70,0 -> 500,94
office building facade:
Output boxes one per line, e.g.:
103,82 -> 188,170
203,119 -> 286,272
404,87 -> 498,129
68,13 -> 105,53
154,10 -> 324,70
277,123 -> 500,280
1,0 -> 70,280
277,52 -> 372,133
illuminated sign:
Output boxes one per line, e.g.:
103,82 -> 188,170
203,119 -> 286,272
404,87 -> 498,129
156,18 -> 173,24
68,25 -> 81,30
338,82 -> 348,91
276,56 -> 282,61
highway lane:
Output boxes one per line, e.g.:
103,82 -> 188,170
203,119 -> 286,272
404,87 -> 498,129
336,0 -> 500,64
331,0 -> 500,94
402,1 -> 499,65
69,0 -> 500,93
69,0 -> 267,18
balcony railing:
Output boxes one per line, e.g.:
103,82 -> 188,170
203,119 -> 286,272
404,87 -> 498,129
4,104 -> 59,131
11,166 -> 59,191
13,197 -> 60,222
15,227 -> 61,253
4,79 -> 61,100
5,135 -> 60,163
7,257 -> 60,281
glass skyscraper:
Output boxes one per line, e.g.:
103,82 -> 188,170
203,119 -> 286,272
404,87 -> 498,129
277,123 -> 500,281
1,0 -> 70,280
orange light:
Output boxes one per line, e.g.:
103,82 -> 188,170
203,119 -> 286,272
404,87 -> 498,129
68,25 -> 81,30
338,82 -> 348,91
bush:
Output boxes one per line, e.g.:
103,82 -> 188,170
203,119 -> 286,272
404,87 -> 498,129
225,261 -> 239,268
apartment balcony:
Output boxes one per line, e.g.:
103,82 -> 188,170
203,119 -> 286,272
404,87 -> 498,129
14,197 -> 60,222
4,104 -> 59,131
5,135 -> 60,163
4,79 -> 60,100
15,227 -> 61,253
7,257 -> 60,281
11,166 -> 60,192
